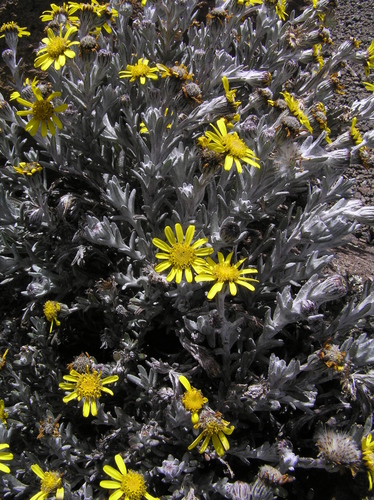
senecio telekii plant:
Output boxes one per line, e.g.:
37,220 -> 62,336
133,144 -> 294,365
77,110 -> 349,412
2,0 -> 374,498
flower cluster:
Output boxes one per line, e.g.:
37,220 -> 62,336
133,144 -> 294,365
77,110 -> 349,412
179,376 -> 234,457
1,0 -> 374,498
153,224 -> 258,299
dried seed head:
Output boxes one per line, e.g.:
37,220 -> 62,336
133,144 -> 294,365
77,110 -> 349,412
258,465 -> 295,485
315,428 -> 361,473
67,352 -> 95,373
243,380 -> 270,401
240,115 -> 259,134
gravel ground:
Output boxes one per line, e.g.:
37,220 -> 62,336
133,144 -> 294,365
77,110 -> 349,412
326,0 -> 374,282
0,0 -> 373,283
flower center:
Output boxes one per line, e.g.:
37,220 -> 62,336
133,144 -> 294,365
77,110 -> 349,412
47,36 -> 68,58
76,371 -> 102,399
43,301 -> 60,322
169,243 -> 195,269
32,100 -> 54,121
41,471 -> 61,494
212,263 -> 240,282
221,133 -> 247,158
182,389 -> 206,412
121,470 -> 147,500
132,63 -> 151,77
205,420 -> 224,436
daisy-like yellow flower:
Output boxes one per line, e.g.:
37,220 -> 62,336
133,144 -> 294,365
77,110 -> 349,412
59,366 -> 118,417
0,400 -> 8,427
201,118 -> 260,173
68,0 -> 118,33
179,375 -> 208,425
15,84 -> 67,137
188,408 -> 234,457
34,26 -> 79,71
9,77 -> 39,102
152,224 -> 213,284
100,454 -> 159,500
365,40 -> 374,77
0,21 -> 30,39
30,464 -> 64,500
43,301 -> 61,333
265,0 -> 288,21
280,91 -> 313,134
40,3 -> 79,24
13,161 -> 42,176
0,443 -> 13,474
195,252 -> 258,300
119,58 -> 159,85
362,434 -> 374,490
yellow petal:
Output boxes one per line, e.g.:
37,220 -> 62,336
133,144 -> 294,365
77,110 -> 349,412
179,375 -> 191,391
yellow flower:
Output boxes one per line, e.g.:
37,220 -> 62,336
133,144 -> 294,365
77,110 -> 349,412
43,301 -> 61,333
13,161 -> 42,176
362,434 -> 374,489
0,400 -> 8,427
311,102 -> 331,144
0,443 -> 13,474
59,366 -> 118,417
265,0 -> 288,21
350,116 -> 363,145
40,3 -> 79,24
68,1 -> 118,33
280,91 -> 313,134
222,76 -> 241,110
30,464 -> 64,500
15,84 -> 67,137
152,224 -> 213,284
119,58 -> 158,85
201,118 -> 260,173
0,349 -> 8,370
34,26 -> 79,71
365,40 -> 374,77
188,408 -> 234,457
179,375 -> 208,425
100,454 -> 159,500
0,21 -> 30,39
157,62 -> 193,81
313,44 -> 324,71
9,77 -> 39,101
195,252 -> 258,300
